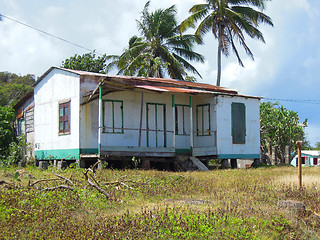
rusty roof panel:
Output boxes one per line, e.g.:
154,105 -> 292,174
140,86 -> 215,94
135,85 -> 170,92
50,67 -> 238,95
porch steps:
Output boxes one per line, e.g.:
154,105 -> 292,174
175,156 -> 209,171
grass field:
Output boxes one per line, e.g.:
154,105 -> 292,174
1,165 -> 320,239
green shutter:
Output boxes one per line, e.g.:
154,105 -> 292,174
231,102 -> 246,144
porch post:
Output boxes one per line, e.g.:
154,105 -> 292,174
172,95 -> 176,150
98,84 -> 103,159
138,91 -> 144,147
189,96 -> 193,155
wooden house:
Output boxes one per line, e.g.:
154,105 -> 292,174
14,67 -> 261,169
291,150 -> 319,167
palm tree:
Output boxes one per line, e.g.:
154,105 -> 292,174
180,0 -> 273,86
106,36 -> 145,76
107,2 -> 204,80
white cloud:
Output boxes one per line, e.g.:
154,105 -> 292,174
305,123 -> 320,146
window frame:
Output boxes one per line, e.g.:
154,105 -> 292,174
175,104 -> 190,136
58,100 -> 71,135
17,118 -> 25,136
196,103 -> 211,136
146,102 -> 167,147
102,99 -> 124,134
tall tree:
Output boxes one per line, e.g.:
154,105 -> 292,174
106,36 -> 145,76
0,72 -> 35,106
260,102 -> 307,164
62,52 -> 107,73
107,2 -> 204,80
181,0 -> 273,86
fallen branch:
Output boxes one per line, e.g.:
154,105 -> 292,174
41,185 -> 74,191
0,180 -> 13,185
28,178 -> 61,187
120,182 -> 134,190
83,171 -> 110,198
83,160 -> 109,198
53,173 -> 74,185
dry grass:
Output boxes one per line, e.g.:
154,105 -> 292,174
0,165 -> 319,239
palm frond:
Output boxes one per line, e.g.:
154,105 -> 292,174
173,53 -> 203,79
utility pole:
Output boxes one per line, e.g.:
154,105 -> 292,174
297,141 -> 303,189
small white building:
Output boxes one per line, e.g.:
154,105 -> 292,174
291,150 -> 320,167
14,67 -> 261,168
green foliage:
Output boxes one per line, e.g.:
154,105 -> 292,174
0,106 -> 15,160
260,102 -> 307,162
62,51 -> 107,73
185,75 -> 197,82
131,157 -> 141,169
107,2 -> 204,80
6,134 -> 31,167
0,72 -> 34,106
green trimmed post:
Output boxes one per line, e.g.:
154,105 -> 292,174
189,96 -> 193,155
98,84 -> 102,158
172,95 -> 176,150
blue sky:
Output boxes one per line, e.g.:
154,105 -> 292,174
1,0 -> 320,145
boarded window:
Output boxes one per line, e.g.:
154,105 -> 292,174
103,100 -> 123,133
25,107 -> 34,133
175,105 -> 190,135
196,104 -> 210,136
231,102 -> 246,144
59,101 -> 70,134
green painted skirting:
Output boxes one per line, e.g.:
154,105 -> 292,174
218,154 -> 260,159
175,148 -> 191,154
35,149 -> 80,160
35,148 -> 100,160
80,148 -> 98,154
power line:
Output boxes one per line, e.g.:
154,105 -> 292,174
263,98 -> 320,104
0,13 -> 104,56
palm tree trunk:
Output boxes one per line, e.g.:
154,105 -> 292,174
216,36 -> 222,87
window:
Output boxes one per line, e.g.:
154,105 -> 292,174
59,101 -> 70,134
231,102 -> 246,144
314,158 -> 318,165
17,118 -> 25,136
175,105 -> 190,135
196,104 -> 210,136
103,100 -> 123,133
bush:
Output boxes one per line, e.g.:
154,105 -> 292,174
0,106 -> 15,160
6,134 -> 31,166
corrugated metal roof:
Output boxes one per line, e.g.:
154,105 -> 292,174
52,67 -> 238,94
136,85 -> 215,94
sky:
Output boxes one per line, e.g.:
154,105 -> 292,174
1,0 -> 320,145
